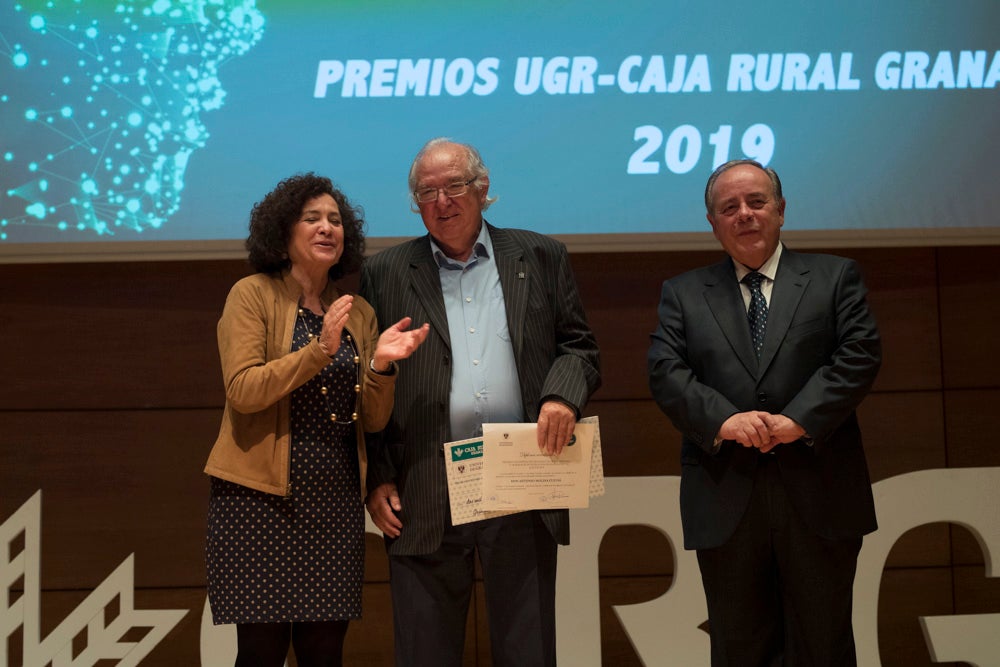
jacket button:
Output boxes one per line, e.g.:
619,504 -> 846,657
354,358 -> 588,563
757,392 -> 767,403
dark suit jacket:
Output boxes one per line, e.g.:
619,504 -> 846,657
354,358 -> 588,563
647,247 -> 881,550
360,223 -> 601,555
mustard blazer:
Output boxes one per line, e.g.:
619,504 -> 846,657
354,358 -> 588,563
204,270 -> 395,497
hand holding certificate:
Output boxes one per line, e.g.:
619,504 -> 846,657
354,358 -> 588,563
443,417 -> 604,526
480,421 -> 595,511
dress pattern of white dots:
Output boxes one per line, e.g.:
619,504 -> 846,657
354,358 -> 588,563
206,308 -> 364,623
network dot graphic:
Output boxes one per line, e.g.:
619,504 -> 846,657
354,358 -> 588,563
0,0 -> 265,241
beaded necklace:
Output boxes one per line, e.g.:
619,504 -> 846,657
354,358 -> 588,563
297,306 -> 361,425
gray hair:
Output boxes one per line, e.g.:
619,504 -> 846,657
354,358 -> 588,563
408,137 -> 498,211
704,159 -> 783,213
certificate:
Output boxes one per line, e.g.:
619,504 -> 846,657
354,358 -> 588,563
442,437 -> 521,526
443,417 -> 604,526
479,421 -> 596,510
582,416 -> 605,498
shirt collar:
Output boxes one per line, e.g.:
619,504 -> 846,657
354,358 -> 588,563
430,223 -> 492,270
733,243 -> 782,283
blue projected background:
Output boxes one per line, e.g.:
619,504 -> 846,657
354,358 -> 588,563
1,0 -> 999,257
1,0 -> 264,244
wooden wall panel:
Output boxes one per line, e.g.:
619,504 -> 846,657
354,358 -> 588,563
942,389 -> 1000,565
877,568 -> 956,667
598,576 -> 673,666
586,399 -> 679,477
0,409 -> 400,590
6,588 -> 206,666
938,246 -> 1000,389
0,409 -> 217,589
598,525 -> 674,578
18,585 -> 397,666
1,244 -> 998,665
943,389 -> 1000,469
858,391 -> 946,485
0,260 -> 248,410
953,564 -> 1000,616
363,533 -> 392,583
836,247 -> 941,392
570,250 -> 723,402
345,582 -> 395,666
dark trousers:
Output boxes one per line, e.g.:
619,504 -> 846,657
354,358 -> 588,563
696,456 -> 862,667
388,511 -> 558,667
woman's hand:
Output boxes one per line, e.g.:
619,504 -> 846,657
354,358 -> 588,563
318,294 -> 353,355
371,317 -> 430,371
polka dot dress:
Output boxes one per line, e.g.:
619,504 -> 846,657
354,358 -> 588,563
206,308 -> 364,624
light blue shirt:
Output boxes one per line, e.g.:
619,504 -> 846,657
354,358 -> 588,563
431,224 -> 524,440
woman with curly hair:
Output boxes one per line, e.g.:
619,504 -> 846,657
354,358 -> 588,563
204,173 -> 428,666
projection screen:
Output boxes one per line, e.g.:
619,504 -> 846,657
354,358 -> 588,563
2,0 -> 999,262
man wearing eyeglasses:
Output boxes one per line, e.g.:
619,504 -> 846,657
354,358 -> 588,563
360,137 -> 601,666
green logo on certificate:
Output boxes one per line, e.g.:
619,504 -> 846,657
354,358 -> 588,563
450,441 -> 483,462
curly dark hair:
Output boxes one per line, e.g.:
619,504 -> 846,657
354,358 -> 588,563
246,173 -> 366,279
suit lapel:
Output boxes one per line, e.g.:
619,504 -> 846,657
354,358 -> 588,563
488,225 -> 527,358
703,259 -> 759,376
758,248 -> 809,375
407,237 -> 452,351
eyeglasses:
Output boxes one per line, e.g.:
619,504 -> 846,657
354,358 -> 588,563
413,178 -> 476,203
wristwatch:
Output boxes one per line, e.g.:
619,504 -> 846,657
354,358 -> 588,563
369,358 -> 397,375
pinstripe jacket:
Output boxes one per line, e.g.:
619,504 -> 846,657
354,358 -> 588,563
359,223 -> 601,555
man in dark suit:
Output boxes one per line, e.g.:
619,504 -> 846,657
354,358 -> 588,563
647,159 -> 881,665
360,138 -> 601,666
